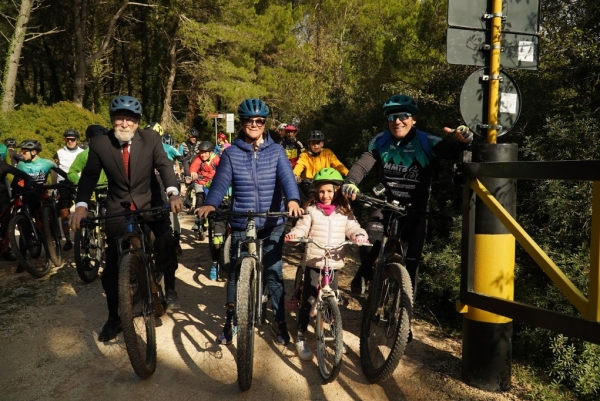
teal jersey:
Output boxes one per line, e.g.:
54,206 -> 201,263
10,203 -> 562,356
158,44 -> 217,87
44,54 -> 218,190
162,143 -> 181,161
17,157 -> 56,184
0,144 -> 8,161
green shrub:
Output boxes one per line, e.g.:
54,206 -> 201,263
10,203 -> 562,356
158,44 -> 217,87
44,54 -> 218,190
0,102 -> 108,158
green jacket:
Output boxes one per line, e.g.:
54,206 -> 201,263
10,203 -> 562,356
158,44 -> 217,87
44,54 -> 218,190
68,148 -> 108,185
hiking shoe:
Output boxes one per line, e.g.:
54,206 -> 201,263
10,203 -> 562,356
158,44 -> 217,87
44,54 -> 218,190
272,321 -> 290,345
209,264 -> 218,281
218,325 -> 238,345
165,289 -> 180,310
296,336 -> 313,360
63,239 -> 73,252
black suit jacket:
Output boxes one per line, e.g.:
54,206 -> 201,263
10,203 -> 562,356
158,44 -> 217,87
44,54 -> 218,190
77,128 -> 178,237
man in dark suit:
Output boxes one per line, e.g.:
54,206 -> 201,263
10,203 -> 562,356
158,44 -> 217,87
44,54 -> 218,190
70,95 -> 183,342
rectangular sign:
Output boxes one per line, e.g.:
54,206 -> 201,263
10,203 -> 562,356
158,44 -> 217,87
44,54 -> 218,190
446,27 -> 539,70
448,0 -> 540,34
226,113 -> 234,133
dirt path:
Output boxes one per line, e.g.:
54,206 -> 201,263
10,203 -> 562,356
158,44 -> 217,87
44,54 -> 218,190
0,215 -> 523,401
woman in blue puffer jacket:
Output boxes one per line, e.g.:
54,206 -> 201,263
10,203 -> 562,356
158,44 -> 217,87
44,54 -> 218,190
197,98 -> 303,346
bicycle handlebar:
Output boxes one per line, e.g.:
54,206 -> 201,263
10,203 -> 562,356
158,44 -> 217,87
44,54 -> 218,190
208,209 -> 298,221
288,237 -> 372,250
354,193 -> 406,214
81,204 -> 170,225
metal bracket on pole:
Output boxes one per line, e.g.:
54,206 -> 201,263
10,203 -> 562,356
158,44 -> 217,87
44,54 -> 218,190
480,75 -> 503,82
482,43 -> 504,52
477,123 -> 503,131
482,12 -> 505,20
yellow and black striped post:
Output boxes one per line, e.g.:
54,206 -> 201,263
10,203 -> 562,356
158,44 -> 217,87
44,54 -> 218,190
461,143 -> 517,391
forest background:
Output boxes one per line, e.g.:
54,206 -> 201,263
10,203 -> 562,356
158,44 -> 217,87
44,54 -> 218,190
1,0 -> 599,399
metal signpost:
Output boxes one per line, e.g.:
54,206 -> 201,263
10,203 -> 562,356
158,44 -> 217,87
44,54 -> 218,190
447,0 -> 540,392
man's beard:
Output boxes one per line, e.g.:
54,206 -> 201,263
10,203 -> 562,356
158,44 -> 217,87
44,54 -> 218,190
115,127 -> 135,142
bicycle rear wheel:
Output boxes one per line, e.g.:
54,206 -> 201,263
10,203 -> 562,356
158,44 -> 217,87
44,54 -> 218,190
42,205 -> 62,267
236,257 -> 257,391
74,212 -> 104,283
316,296 -> 344,383
9,214 -> 51,277
359,262 -> 413,383
119,252 -> 157,379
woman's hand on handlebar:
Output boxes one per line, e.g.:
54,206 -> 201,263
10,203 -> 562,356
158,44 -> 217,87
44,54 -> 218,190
287,200 -> 304,218
195,204 -> 216,219
353,234 -> 370,244
284,233 -> 297,242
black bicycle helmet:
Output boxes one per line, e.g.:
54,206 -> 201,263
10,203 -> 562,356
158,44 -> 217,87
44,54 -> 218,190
162,133 -> 175,146
85,125 -> 108,140
63,128 -> 80,139
237,98 -> 270,118
18,139 -> 42,152
4,138 -> 17,147
382,94 -> 418,115
188,127 -> 200,138
109,95 -> 142,117
307,130 -> 325,142
198,140 -> 215,152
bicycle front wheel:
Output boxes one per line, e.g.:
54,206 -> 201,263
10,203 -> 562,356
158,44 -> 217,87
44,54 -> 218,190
74,212 -> 103,283
359,262 -> 413,383
41,205 -> 62,267
9,214 -> 51,277
236,257 -> 257,391
119,252 -> 157,379
316,296 -> 344,383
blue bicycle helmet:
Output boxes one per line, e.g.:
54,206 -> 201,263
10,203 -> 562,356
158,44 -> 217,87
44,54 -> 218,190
237,98 -> 270,118
85,125 -> 108,140
382,94 -> 418,115
109,95 -> 142,117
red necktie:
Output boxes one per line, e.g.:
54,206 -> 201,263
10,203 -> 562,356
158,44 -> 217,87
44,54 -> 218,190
122,143 -> 135,210
122,143 -> 130,178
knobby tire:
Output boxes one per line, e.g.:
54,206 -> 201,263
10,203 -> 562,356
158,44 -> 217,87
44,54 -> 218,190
9,214 -> 51,277
316,296 -> 344,383
41,205 -> 62,267
74,211 -> 103,283
236,257 -> 256,391
119,252 -> 157,379
359,262 -> 413,383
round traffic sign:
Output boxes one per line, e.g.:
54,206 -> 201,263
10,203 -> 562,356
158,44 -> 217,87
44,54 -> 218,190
460,68 -> 522,137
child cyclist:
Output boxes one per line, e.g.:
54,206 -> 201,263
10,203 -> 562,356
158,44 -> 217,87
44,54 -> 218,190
285,167 -> 369,360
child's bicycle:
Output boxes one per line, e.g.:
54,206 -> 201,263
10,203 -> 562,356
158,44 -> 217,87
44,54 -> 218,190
287,237 -> 372,382
353,191 -> 413,383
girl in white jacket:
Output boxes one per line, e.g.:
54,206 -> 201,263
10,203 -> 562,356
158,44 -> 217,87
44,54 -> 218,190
285,167 -> 368,360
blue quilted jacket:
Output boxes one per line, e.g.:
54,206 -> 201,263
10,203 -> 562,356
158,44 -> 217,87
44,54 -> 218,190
205,131 -> 300,230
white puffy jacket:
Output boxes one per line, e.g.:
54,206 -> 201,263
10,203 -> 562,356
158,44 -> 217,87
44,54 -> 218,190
288,204 -> 367,269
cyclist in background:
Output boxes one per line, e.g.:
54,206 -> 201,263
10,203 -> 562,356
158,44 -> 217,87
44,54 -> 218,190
180,128 -> 202,210
5,138 -> 23,167
214,132 -> 231,155
189,140 -> 220,235
281,124 -> 304,168
196,98 -> 302,345
293,130 -> 349,204
341,94 -> 473,333
271,122 -> 287,145
285,168 -> 368,360
17,140 -> 64,185
54,129 -> 84,251
68,125 -> 109,185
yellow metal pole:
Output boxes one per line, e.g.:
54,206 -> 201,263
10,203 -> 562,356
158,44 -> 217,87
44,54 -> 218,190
487,0 -> 502,144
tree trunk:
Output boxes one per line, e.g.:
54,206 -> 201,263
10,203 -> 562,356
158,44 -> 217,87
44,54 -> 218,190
160,40 -> 178,130
1,0 -> 35,112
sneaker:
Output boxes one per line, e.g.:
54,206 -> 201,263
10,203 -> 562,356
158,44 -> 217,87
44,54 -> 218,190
296,336 -> 313,360
272,321 -> 290,345
209,264 -> 218,281
165,289 -> 180,310
63,239 -> 73,252
217,325 -> 238,345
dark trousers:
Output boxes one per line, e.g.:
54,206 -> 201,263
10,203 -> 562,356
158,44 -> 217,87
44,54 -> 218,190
102,217 -> 177,319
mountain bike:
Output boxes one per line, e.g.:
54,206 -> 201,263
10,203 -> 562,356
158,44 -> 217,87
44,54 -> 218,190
288,237 -> 371,382
208,209 -> 291,391
81,202 -> 170,379
9,183 -> 65,277
354,192 -> 414,383
74,185 -> 107,283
